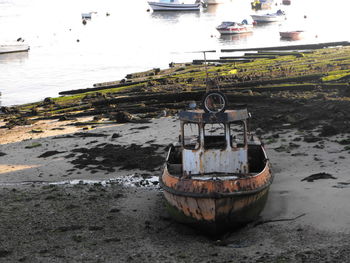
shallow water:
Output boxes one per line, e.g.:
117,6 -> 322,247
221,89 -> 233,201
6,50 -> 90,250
0,0 -> 349,106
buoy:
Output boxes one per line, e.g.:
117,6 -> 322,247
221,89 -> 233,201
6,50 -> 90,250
82,19 -> 87,25
77,39 -> 80,42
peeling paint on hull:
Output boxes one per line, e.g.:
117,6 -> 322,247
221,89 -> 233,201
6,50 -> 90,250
163,188 -> 269,234
160,153 -> 272,234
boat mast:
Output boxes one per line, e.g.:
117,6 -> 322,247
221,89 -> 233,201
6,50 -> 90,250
201,50 -> 216,93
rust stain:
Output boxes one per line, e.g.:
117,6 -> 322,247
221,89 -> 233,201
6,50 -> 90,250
163,163 -> 271,195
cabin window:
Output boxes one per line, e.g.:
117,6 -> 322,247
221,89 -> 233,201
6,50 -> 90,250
204,123 -> 226,149
230,121 -> 246,147
182,123 -> 200,150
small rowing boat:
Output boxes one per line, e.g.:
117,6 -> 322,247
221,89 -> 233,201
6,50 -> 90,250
148,0 -> 201,11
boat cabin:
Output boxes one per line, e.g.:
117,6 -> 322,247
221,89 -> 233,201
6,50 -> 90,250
179,108 -> 250,176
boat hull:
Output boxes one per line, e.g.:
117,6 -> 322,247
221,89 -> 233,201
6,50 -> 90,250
148,1 -> 200,11
251,15 -> 284,22
160,151 -> 272,234
163,187 -> 269,234
0,44 -> 29,55
217,27 -> 253,35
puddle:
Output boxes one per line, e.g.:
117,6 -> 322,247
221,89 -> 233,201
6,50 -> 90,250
333,182 -> 350,189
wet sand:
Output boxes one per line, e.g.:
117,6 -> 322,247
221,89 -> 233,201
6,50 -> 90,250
1,116 -> 350,262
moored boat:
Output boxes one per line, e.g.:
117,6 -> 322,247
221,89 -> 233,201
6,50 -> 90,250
280,30 -> 304,40
148,0 -> 201,11
0,44 -> 29,55
251,9 -> 285,23
216,20 -> 254,35
160,92 -> 273,234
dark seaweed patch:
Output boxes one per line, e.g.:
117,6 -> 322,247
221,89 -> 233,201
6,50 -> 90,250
70,143 -> 164,172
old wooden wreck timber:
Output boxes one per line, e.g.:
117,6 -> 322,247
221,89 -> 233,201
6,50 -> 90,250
160,92 -> 273,234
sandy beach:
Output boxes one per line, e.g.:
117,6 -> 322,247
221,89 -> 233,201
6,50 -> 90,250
1,114 -> 350,262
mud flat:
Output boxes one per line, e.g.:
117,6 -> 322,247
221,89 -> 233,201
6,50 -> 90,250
0,115 -> 350,262
1,45 -> 350,262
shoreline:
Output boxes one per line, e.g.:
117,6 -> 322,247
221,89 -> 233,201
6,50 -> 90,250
1,44 -> 350,261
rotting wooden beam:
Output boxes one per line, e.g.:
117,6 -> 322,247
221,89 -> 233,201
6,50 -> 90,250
221,41 -> 350,53
218,74 -> 325,89
193,59 -> 252,64
91,91 -> 204,106
220,55 -> 277,59
58,80 -> 148,95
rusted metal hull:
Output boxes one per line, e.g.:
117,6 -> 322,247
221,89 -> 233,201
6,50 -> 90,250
163,188 -> 269,234
160,149 -> 272,234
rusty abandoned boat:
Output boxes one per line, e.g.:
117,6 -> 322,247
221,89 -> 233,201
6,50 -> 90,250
160,92 -> 273,234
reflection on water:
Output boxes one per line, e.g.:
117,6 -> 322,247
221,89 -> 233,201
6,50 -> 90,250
151,10 -> 201,21
0,52 -> 28,64
219,32 -> 253,43
204,4 -> 219,14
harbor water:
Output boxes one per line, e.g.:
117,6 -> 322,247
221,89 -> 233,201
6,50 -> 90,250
0,0 -> 349,106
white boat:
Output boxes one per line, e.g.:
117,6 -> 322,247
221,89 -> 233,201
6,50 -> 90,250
148,0 -> 201,11
82,13 -> 92,19
251,9 -> 285,22
0,44 -> 29,55
81,12 -> 97,19
216,20 -> 254,35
